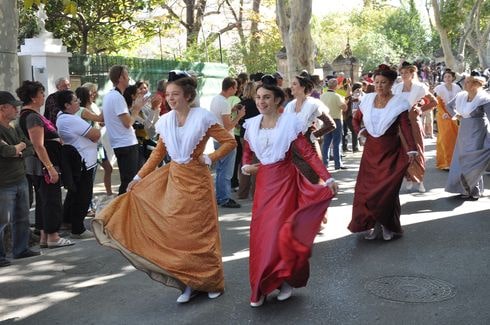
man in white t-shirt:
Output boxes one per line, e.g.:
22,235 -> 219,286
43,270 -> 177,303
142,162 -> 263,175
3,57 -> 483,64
209,77 -> 245,208
102,65 -> 144,194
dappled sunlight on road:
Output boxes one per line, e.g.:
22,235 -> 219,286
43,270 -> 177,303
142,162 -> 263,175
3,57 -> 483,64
0,243 -> 136,322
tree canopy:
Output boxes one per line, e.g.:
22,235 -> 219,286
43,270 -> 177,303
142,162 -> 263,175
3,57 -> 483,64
16,0 -> 490,74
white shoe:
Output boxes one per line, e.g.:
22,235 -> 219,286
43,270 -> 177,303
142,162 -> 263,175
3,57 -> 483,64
405,181 -> 413,190
250,295 -> 265,307
364,223 -> 381,240
70,230 -> 94,239
277,282 -> 293,301
208,291 -> 222,299
176,286 -> 195,304
418,182 -> 426,193
381,225 -> 394,241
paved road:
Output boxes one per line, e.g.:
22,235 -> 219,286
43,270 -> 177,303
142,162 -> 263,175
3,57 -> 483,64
1,139 -> 489,324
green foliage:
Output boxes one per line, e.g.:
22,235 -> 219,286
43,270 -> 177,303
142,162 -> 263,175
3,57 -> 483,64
352,31 -> 400,71
18,4 -> 39,47
381,1 -> 431,58
311,14 -> 352,65
19,0 -> 161,55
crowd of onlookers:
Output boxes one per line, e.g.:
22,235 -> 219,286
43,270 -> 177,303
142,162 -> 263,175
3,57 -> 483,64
1,60 -> 489,267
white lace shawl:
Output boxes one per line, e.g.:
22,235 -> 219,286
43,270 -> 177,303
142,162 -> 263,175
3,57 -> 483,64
360,93 -> 410,138
284,97 -> 328,133
243,112 -> 304,165
154,107 -> 219,164
433,83 -> 461,103
392,82 -> 428,106
454,90 -> 490,118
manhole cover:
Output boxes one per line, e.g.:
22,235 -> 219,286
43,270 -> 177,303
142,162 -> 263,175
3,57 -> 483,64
365,276 -> 456,303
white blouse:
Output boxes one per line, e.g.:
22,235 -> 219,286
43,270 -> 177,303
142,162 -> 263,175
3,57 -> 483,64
284,97 -> 328,133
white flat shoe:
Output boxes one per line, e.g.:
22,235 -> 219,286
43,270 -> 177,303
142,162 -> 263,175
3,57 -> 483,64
418,182 -> 426,193
364,223 -> 381,240
277,282 -> 293,301
405,181 -> 413,190
208,291 -> 223,299
176,286 -> 196,304
381,225 -> 394,241
250,295 -> 265,307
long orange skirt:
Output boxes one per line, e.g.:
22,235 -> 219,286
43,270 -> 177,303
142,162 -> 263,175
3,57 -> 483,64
435,107 -> 458,169
92,161 -> 224,293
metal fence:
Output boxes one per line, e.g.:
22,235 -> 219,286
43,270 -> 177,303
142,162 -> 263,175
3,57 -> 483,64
69,54 -> 228,93
69,54 -> 229,109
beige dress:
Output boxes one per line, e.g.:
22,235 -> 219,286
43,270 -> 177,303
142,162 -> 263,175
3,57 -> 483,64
93,109 -> 236,293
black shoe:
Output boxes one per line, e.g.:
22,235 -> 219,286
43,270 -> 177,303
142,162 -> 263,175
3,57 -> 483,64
353,148 -> 359,152
221,199 -> 241,208
0,259 -> 11,267
14,249 -> 41,259
335,166 -> 348,170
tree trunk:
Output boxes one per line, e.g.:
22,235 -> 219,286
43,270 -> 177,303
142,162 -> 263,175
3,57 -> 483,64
276,0 -> 314,82
0,0 -> 19,93
430,0 -> 463,72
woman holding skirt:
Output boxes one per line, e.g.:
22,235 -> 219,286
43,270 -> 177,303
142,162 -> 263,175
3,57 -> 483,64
241,84 -> 338,307
433,70 -> 461,170
445,75 -> 490,200
92,76 -> 236,304
349,65 -> 417,241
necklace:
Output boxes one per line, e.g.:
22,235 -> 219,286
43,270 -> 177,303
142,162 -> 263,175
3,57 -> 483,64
374,94 -> 392,108
295,98 -> 305,112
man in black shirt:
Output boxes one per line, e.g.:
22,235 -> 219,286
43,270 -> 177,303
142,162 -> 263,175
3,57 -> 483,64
0,91 -> 40,267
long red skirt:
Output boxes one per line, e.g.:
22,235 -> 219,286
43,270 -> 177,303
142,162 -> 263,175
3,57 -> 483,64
249,157 -> 333,302
349,124 -> 409,234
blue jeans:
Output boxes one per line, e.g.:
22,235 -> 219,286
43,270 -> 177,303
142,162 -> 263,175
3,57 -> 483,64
0,178 -> 30,259
322,119 -> 343,168
214,141 -> 237,205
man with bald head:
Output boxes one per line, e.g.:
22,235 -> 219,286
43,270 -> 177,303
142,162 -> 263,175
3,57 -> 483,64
43,77 -> 71,126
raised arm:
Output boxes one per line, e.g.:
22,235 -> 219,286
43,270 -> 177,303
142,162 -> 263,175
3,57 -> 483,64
206,124 -> 237,162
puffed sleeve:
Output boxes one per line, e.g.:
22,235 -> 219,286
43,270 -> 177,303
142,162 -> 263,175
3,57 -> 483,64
293,133 -> 331,181
137,138 -> 167,178
352,109 -> 363,134
399,111 -> 416,152
313,112 -> 336,138
242,140 -> 254,165
207,124 -> 237,162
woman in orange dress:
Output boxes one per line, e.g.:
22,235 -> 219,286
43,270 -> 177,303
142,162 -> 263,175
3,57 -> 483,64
92,76 -> 236,304
433,69 -> 461,170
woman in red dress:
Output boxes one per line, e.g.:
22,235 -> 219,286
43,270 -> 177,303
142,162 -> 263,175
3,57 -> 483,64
348,65 -> 417,241
242,84 -> 338,307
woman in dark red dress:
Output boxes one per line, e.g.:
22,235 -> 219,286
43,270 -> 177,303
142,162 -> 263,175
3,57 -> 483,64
242,84 -> 338,307
348,65 -> 417,241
